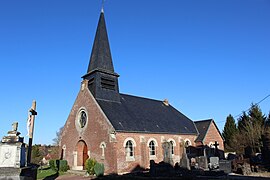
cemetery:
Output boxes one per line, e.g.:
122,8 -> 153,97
1,109 -> 270,180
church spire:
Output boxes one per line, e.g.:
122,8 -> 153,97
82,9 -> 120,102
86,10 -> 116,75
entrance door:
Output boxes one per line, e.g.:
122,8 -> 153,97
76,140 -> 89,170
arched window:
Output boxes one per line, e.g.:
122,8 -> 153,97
125,140 -> 134,157
149,140 -> 156,156
170,141 -> 174,155
100,142 -> 106,159
185,139 -> 191,147
185,139 -> 192,154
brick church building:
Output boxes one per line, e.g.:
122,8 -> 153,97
60,9 -> 224,174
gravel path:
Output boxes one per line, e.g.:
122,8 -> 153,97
56,174 -> 91,180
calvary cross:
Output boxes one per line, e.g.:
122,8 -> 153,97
27,100 -> 38,165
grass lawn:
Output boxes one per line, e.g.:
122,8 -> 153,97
37,166 -> 66,179
37,168 -> 57,179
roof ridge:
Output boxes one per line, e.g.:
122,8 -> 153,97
194,119 -> 213,123
120,93 -> 164,103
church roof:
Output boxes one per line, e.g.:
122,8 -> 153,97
84,11 -> 117,77
194,119 -> 212,142
194,119 -> 224,142
97,94 -> 198,134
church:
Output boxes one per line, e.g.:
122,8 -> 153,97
60,8 -> 224,174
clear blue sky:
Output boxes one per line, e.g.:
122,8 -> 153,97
0,1 -> 269,145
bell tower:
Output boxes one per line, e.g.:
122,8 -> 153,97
82,9 -> 120,102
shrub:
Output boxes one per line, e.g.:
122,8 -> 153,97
85,158 -> 96,175
59,160 -> 69,172
94,163 -> 104,177
49,160 -> 56,171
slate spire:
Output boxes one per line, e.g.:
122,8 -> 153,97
83,9 -> 120,102
86,10 -> 116,75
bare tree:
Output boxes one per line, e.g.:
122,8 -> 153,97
53,126 -> 64,146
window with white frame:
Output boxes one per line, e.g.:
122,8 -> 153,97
185,139 -> 192,154
125,140 -> 134,158
149,140 -> 156,156
170,141 -> 174,155
100,142 -> 106,159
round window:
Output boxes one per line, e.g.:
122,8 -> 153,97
79,110 -> 87,128
76,109 -> 88,130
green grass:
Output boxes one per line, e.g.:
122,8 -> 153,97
37,167 -> 66,179
37,168 -> 57,179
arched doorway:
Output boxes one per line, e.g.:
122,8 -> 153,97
76,140 -> 89,170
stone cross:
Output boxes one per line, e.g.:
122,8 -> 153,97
213,141 -> 219,149
214,141 -> 219,157
203,145 -> 207,157
26,100 -> 37,165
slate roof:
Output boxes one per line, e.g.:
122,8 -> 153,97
97,94 -> 198,134
194,119 -> 212,142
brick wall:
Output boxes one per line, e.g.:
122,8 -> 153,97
203,121 -> 224,150
60,81 -> 118,173
115,132 -> 197,174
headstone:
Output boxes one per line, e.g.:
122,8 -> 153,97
209,157 -> 219,169
196,156 -> 208,170
162,142 -> 173,165
190,157 -> 196,167
180,153 -> 190,170
180,141 -> 190,170
219,160 -> 232,174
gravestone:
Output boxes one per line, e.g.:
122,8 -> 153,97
180,143 -> 190,170
219,160 -> 232,174
162,142 -> 173,165
209,157 -> 219,169
196,156 -> 208,170
190,157 -> 196,167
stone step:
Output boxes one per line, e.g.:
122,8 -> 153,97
67,170 -> 87,176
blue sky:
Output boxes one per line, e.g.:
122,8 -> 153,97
0,1 -> 269,145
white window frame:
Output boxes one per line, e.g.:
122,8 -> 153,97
147,138 -> 158,159
168,138 -> 176,156
100,142 -> 106,159
184,139 -> 192,154
62,145 -> 66,159
123,138 -> 136,161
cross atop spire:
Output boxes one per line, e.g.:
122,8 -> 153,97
101,0 -> 105,13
